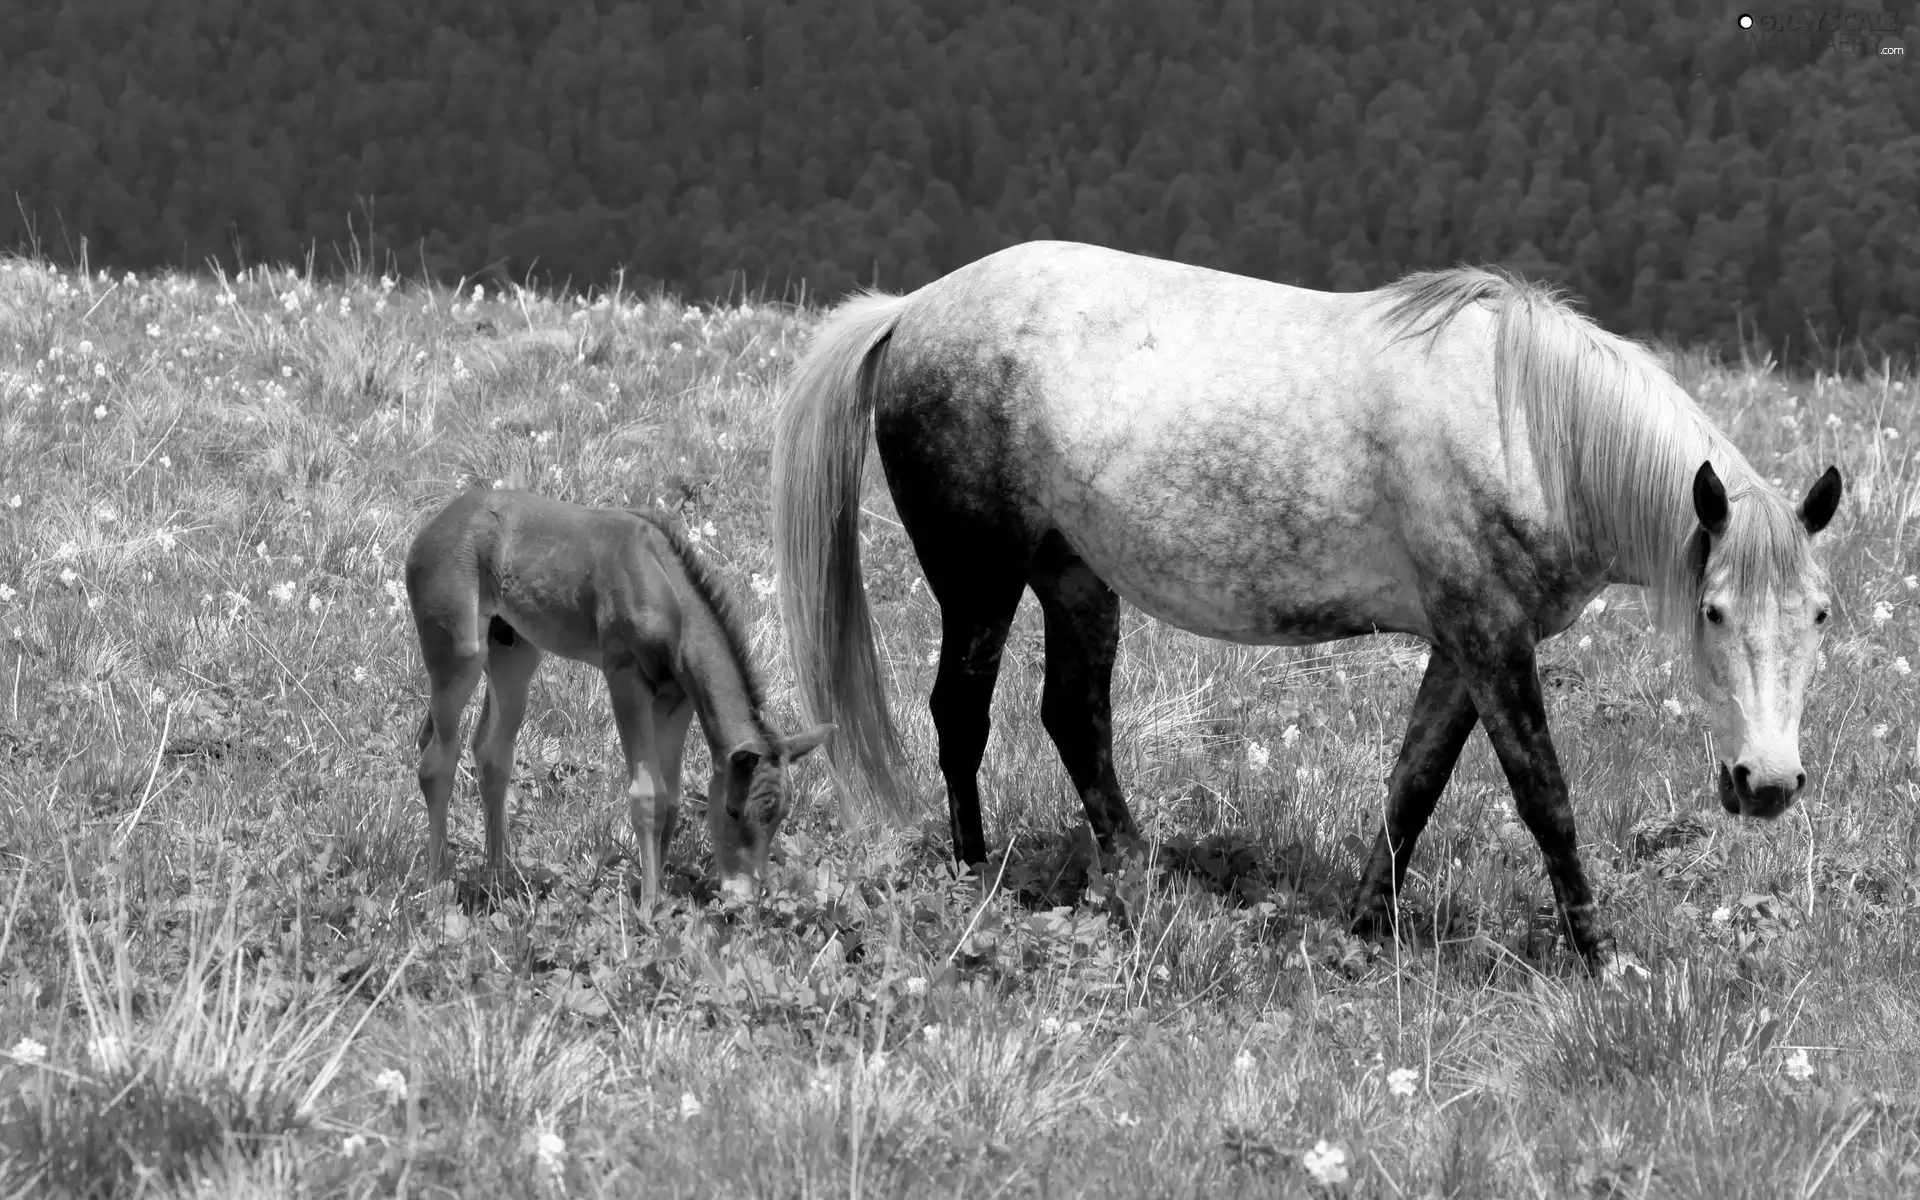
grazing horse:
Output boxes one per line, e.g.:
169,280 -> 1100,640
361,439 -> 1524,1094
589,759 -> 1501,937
772,240 -> 1842,973
405,488 -> 833,905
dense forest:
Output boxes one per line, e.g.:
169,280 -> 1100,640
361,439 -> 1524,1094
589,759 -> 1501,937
0,0 -> 1915,359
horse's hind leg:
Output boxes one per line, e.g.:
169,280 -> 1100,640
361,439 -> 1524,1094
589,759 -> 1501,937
414,617 -> 486,882
922,558 -> 1029,869
472,619 -> 542,879
1350,652 -> 1478,941
1029,533 -> 1139,854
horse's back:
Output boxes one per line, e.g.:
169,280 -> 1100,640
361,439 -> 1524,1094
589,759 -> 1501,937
411,489 -> 681,669
870,242 -> 1518,644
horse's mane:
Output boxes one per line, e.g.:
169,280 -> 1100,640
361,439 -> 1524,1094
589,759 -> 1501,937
627,506 -> 781,752
1377,266 -> 1815,647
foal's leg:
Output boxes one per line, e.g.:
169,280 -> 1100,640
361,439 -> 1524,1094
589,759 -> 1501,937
1028,533 -> 1139,853
1350,652 -> 1480,941
924,563 -> 1029,869
650,695 -> 695,879
604,665 -> 670,907
1456,641 -> 1617,971
414,617 -> 486,883
472,625 -> 543,878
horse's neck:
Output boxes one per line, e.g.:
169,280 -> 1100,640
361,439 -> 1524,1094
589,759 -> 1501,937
669,593 -> 765,756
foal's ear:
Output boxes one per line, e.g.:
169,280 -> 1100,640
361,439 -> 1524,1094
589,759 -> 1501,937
1798,465 -> 1842,535
1692,461 -> 1730,538
781,723 -> 835,761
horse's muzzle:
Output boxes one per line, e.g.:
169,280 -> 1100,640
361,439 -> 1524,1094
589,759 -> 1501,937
1719,761 -> 1803,819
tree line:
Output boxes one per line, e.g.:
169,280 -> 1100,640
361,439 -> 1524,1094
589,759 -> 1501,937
1,0 -> 1915,361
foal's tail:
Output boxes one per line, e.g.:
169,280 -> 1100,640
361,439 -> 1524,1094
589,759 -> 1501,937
772,290 -> 918,826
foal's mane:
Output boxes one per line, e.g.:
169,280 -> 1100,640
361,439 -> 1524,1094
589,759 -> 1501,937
626,506 -> 781,753
1377,266 -> 1814,643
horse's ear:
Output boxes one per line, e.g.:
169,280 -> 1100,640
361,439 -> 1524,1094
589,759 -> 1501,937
1798,465 -> 1842,535
1692,461 -> 1729,538
781,723 -> 835,761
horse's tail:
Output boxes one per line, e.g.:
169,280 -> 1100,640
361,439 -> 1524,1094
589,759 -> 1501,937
772,290 -> 918,827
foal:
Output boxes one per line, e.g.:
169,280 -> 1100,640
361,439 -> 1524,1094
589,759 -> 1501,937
404,487 -> 833,905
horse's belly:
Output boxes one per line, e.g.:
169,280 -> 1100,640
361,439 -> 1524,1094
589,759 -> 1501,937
1054,489 -> 1431,645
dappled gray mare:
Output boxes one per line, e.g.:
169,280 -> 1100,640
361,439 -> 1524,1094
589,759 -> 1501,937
772,241 -> 1842,973
406,488 -> 833,905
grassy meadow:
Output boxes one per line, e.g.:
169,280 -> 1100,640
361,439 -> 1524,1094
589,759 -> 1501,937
0,255 -> 1918,1197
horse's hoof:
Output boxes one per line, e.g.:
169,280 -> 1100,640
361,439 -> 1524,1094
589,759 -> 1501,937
1347,901 -> 1395,945
1597,949 -> 1650,984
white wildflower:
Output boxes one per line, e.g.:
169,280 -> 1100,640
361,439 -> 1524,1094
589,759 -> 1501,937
93,405 -> 107,421
1232,1049 -> 1256,1077
1040,1016 -> 1063,1036
1246,741 -> 1270,771
59,567 -> 78,587
352,666 -> 368,684
1302,1140 -> 1349,1186
1663,698 -> 1685,719
88,1034 -> 128,1071
9,1037 -> 47,1063
536,1130 -> 565,1173
1711,905 -> 1733,924
155,529 -> 177,552
1885,428 -> 1900,441
374,1068 -> 408,1105
1586,596 -> 1607,616
6,495 -> 18,508
1894,657 -> 1912,676
1783,1048 -> 1815,1082
1281,724 -> 1301,747
308,594 -> 322,614
1873,724 -> 1890,740
1825,413 -> 1843,429
1578,635 -> 1592,649
678,1091 -> 704,1119
1387,1066 -> 1419,1098
146,322 -> 162,338
472,284 -> 485,302
904,975 -> 927,998
1906,575 -> 1918,591
77,339 -> 93,356
268,581 -> 296,606
341,1134 -> 367,1157
0,584 -> 13,604
750,572 -> 777,600
1873,600 -> 1894,626
923,1023 -> 945,1047
157,456 -> 170,470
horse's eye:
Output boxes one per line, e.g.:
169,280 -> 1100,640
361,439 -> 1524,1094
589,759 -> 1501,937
1815,610 -> 1829,625
1705,606 -> 1724,625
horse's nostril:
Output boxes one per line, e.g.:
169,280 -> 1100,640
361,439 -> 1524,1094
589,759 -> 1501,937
1795,772 -> 1807,792
1733,764 -> 1752,795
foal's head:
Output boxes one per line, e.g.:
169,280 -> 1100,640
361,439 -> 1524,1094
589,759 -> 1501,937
707,723 -> 836,886
1688,462 -> 1843,819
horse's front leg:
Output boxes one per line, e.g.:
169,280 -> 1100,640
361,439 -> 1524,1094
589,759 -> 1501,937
1457,639 -> 1618,972
1350,651 -> 1479,942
